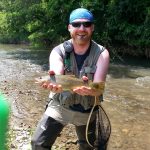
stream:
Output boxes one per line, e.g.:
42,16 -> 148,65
0,44 -> 150,150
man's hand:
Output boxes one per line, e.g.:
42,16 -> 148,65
73,86 -> 102,96
73,76 -> 102,96
47,83 -> 62,93
35,77 -> 63,93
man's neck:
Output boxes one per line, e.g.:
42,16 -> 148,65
72,40 -> 91,55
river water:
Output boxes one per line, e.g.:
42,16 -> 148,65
0,44 -> 150,150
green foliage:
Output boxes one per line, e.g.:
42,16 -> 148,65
106,0 -> 150,56
0,0 -> 149,57
24,0 -> 75,47
0,12 -> 7,42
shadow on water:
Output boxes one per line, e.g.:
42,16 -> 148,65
108,65 -> 140,78
109,55 -> 150,79
111,54 -> 150,68
3,44 -> 50,71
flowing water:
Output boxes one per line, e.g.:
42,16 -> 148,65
0,44 -> 150,150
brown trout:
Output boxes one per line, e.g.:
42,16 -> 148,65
35,74 -> 105,93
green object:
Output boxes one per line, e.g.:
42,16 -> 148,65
0,93 -> 10,150
64,58 -> 71,72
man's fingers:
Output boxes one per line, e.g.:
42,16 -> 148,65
82,76 -> 88,81
47,84 -> 62,93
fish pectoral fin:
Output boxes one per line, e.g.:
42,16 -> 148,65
90,82 -> 105,90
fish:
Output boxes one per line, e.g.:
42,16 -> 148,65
35,71 -> 105,93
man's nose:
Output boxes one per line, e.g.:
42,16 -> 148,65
79,24 -> 86,30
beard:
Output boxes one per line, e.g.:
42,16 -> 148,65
71,33 -> 92,45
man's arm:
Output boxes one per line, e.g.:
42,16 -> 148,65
49,49 -> 64,75
73,49 -> 110,96
93,49 -> 110,82
40,49 -> 64,93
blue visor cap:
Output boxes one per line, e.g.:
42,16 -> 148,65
69,8 -> 94,23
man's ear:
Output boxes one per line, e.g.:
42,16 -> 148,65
68,24 -> 71,32
92,25 -> 95,32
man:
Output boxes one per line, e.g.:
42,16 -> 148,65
31,8 -> 109,150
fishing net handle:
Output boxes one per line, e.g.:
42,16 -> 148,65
85,96 -> 99,148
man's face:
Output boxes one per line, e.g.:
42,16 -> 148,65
68,19 -> 94,45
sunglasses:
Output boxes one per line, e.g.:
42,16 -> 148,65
71,22 -> 93,28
